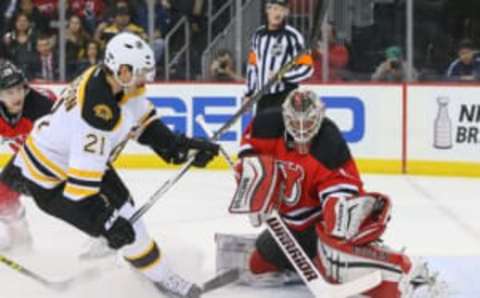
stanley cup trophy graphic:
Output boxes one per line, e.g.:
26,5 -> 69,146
434,96 -> 453,149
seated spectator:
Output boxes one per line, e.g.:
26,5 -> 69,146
209,49 -> 242,81
311,23 -> 350,82
68,0 -> 106,34
66,15 -> 91,78
445,39 -> 480,81
2,13 -> 37,76
95,4 -> 146,47
29,34 -> 58,82
15,0 -> 50,34
31,0 -> 57,19
371,46 -> 418,82
74,40 -> 102,77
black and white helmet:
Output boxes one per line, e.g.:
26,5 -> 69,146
104,32 -> 156,87
282,88 -> 325,146
0,60 -> 26,91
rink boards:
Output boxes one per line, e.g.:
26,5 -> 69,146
1,83 -> 478,177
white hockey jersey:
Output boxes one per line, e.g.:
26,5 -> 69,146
14,66 -> 158,201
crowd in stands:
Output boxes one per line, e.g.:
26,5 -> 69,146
0,0 -> 479,83
309,0 -> 480,83
0,0 -> 212,81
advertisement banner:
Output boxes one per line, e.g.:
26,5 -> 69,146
0,83 -> 403,172
407,85 -> 480,176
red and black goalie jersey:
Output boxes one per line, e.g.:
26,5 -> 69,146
239,109 -> 364,232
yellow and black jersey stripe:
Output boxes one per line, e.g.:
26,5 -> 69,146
124,241 -> 161,271
64,168 -> 103,201
18,137 -> 66,188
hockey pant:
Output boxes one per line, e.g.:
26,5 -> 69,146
250,225 -> 318,274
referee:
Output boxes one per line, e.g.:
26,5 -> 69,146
245,0 -> 314,114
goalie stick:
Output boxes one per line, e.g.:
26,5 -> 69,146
0,254 -> 98,292
198,121 -> 382,298
266,211 -> 382,298
130,0 -> 330,224
201,268 -> 240,293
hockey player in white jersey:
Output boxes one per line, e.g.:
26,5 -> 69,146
10,32 -> 219,298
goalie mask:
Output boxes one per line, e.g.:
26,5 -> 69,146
282,89 -> 325,154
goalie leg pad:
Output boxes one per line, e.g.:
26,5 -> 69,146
215,233 -> 303,287
316,224 -> 416,298
215,233 -> 257,273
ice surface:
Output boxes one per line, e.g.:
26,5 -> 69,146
0,170 -> 478,297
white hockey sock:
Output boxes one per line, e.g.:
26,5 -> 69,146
117,202 -> 171,282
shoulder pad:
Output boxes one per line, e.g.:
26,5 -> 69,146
310,118 -> 352,170
81,69 -> 120,131
23,89 -> 54,121
251,108 -> 285,139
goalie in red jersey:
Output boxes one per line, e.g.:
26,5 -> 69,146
0,59 -> 53,251
216,88 -> 443,297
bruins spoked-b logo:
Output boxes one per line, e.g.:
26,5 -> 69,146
93,104 -> 113,122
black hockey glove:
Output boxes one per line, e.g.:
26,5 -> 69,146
102,211 -> 135,249
171,134 -> 219,168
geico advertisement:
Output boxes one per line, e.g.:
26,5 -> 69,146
22,84 -> 402,159
408,86 -> 480,161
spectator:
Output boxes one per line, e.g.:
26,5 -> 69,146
445,39 -> 480,81
2,13 -> 37,76
371,46 -> 418,82
29,34 -> 58,82
311,23 -> 350,82
133,0 -> 181,64
209,49 -> 242,81
16,0 -> 51,34
74,40 -> 102,76
95,4 -> 147,47
31,0 -> 57,19
66,15 -> 90,78
1,0 -> 18,35
68,0 -> 106,34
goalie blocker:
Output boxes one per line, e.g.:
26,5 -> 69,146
221,89 -> 441,298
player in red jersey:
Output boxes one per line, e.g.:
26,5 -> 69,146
0,59 -> 53,251
217,88 -> 442,297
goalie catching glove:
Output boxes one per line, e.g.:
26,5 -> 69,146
322,192 -> 392,245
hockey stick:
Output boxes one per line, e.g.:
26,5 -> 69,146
129,0 -> 330,224
265,211 -> 382,298
195,114 -> 235,168
201,268 -> 240,293
0,254 -> 98,292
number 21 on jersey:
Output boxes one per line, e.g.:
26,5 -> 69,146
84,133 -> 106,155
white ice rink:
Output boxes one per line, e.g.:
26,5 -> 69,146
1,170 -> 479,298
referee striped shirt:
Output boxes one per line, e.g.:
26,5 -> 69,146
245,24 -> 314,97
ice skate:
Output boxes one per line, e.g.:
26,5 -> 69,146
401,258 -> 449,298
0,206 -> 32,253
